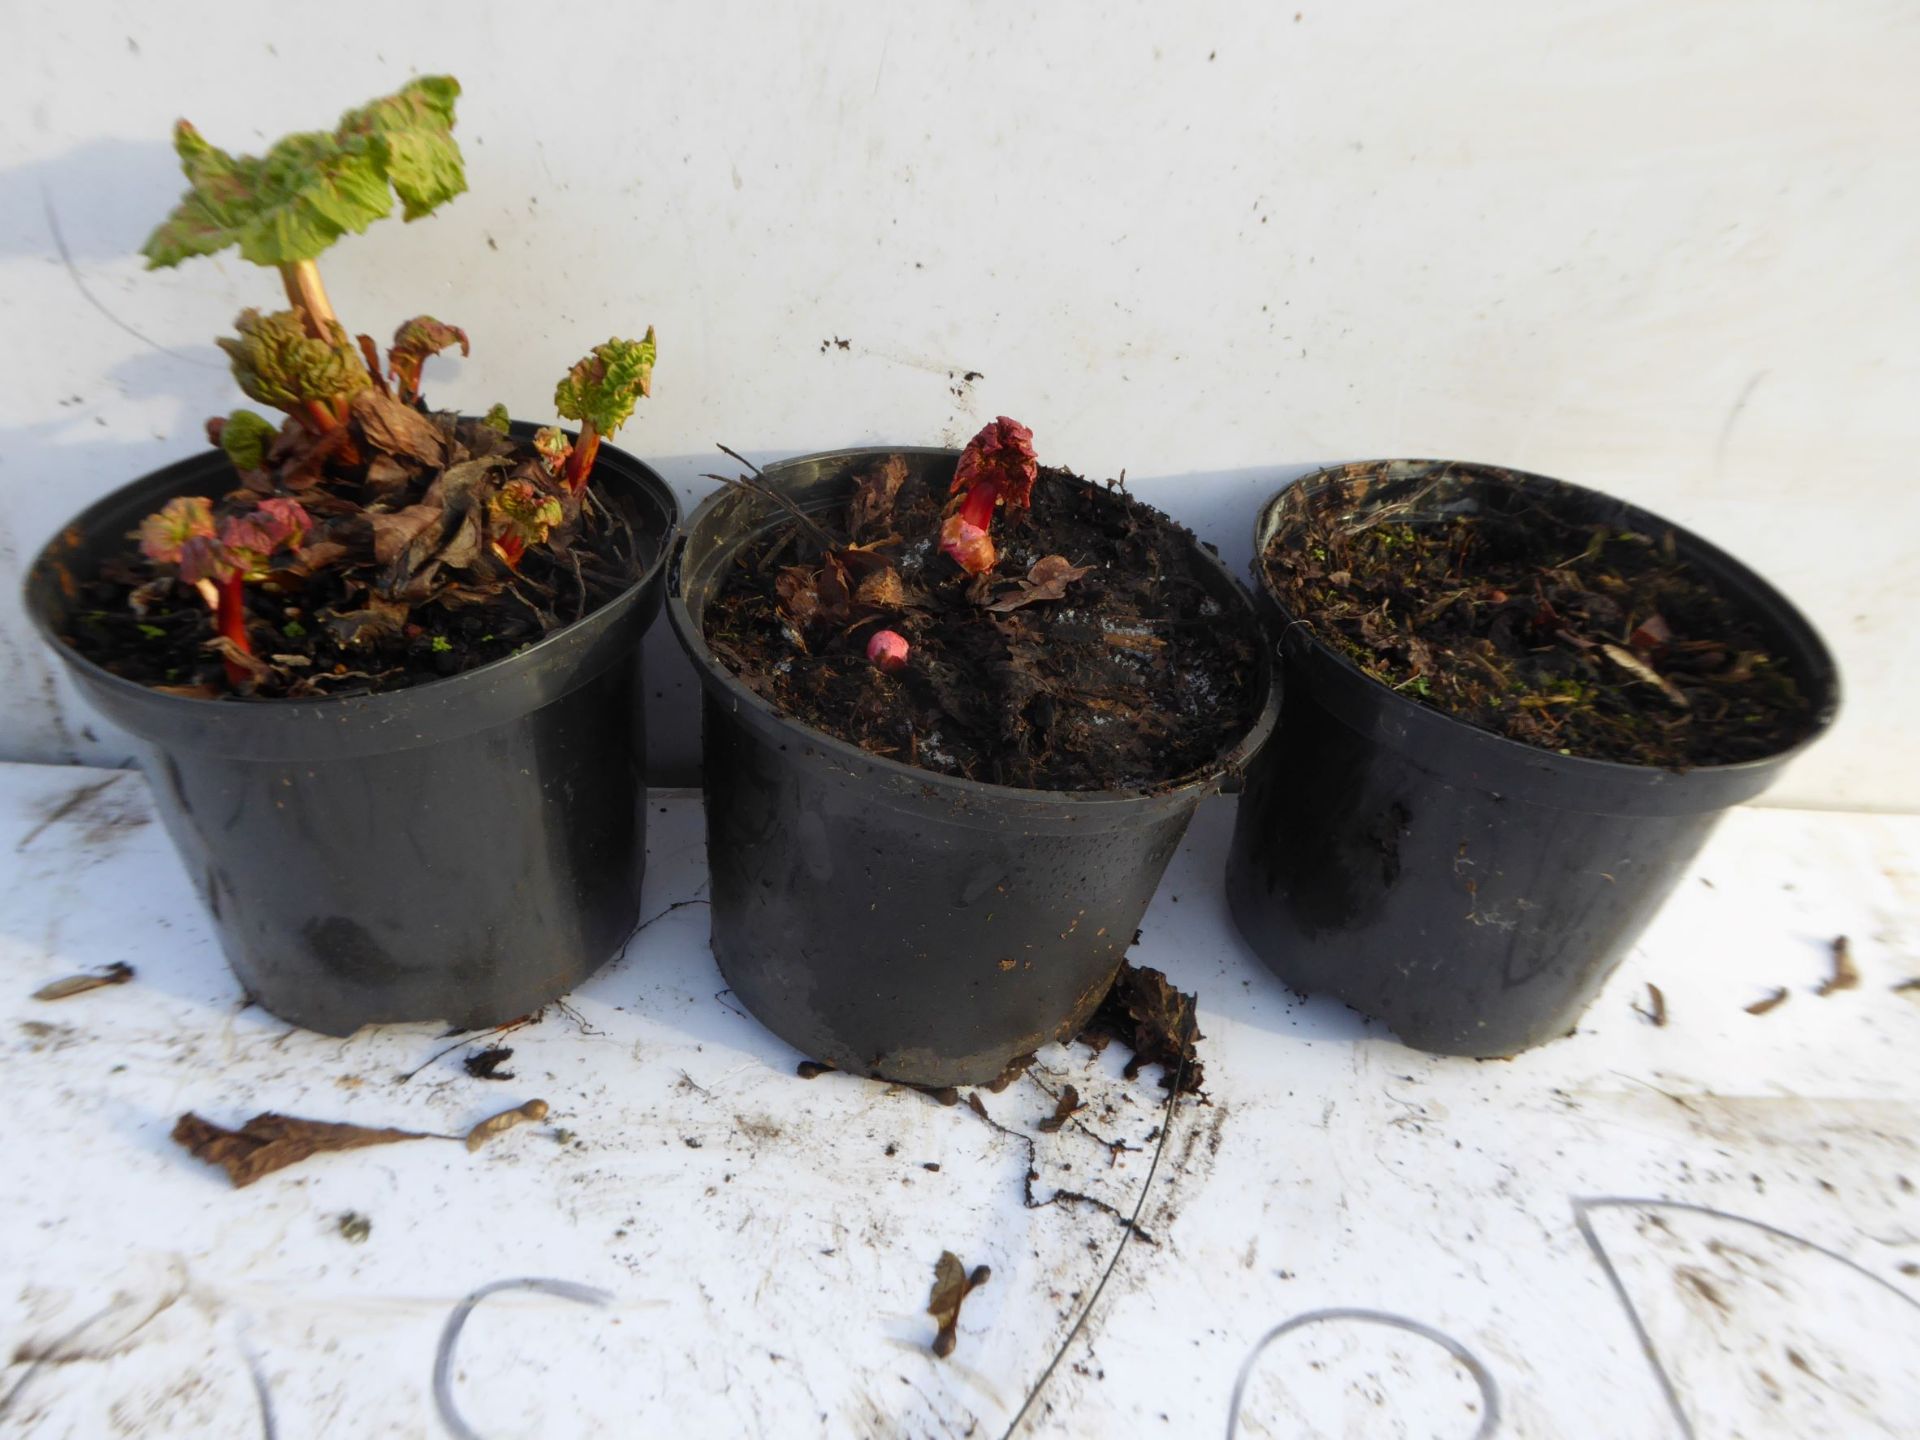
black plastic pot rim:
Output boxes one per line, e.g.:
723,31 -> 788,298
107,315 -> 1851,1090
1255,457 -> 1843,790
26,422 -> 679,746
669,444 -> 1283,814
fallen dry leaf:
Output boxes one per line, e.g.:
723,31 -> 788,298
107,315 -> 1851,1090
1745,987 -> 1789,1016
849,454 -> 909,540
350,388 -> 447,467
1815,935 -> 1858,997
926,1251 -> 992,1358
984,555 -> 1094,613
1036,1084 -> 1081,1133
173,1112 -> 430,1188
1079,963 -> 1205,1094
33,962 -> 135,1001
465,1099 -> 549,1152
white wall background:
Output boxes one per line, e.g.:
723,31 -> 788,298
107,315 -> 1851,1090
2,1 -> 1914,807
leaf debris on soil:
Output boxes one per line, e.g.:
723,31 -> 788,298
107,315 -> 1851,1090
1815,935 -> 1858,997
173,1111 -> 429,1188
32,962 -> 135,1001
1262,464 -> 1817,767
1745,987 -> 1790,1016
1077,963 -> 1204,1093
465,1099 -> 550,1152
926,1251 -> 992,1358
463,1045 -> 515,1080
1634,982 -> 1668,1027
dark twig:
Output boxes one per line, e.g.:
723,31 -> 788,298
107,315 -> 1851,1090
701,466 -> 843,552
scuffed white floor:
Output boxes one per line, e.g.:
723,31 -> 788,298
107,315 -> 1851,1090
0,762 -> 1916,1438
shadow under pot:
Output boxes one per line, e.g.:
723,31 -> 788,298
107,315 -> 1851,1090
1226,459 -> 1839,1058
668,447 -> 1280,1087
23,426 -> 680,1036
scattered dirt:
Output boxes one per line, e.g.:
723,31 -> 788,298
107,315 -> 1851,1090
337,1211 -> 372,1244
926,1251 -> 991,1358
463,1045 -> 515,1080
1745,987 -> 1790,1016
795,1061 -> 835,1080
173,1111 -> 429,1188
1262,465 -> 1817,767
703,453 -> 1263,791
1076,963 -> 1204,1094
1815,935 -> 1858,996
31,962 -> 134,1002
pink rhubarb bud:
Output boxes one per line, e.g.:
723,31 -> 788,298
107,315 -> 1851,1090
940,416 -> 1038,575
866,629 -> 910,673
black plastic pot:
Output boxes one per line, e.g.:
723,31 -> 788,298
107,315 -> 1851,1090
24,425 -> 679,1035
1226,459 -> 1840,1057
669,447 -> 1280,1086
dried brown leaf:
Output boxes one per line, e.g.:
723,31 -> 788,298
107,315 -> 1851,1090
1035,1083 -> 1081,1133
32,962 -> 134,1001
1745,986 -> 1789,1016
984,555 -> 1094,613
926,1250 -> 991,1358
369,504 -> 443,565
1079,962 -> 1204,1093
351,389 -> 448,467
173,1111 -> 430,1188
849,455 -> 909,540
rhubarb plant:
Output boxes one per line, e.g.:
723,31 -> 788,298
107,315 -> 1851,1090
112,78 -> 657,697
940,417 -> 1038,575
552,332 -> 657,493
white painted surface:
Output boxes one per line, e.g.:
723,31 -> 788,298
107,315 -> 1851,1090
1,765 -> 1917,1437
1,3 -> 1915,804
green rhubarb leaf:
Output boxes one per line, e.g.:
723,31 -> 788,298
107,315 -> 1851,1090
138,495 -> 215,565
143,77 -> 465,270
218,309 -> 370,414
335,76 -> 466,220
553,329 -> 656,439
218,409 -> 278,471
388,316 -> 469,398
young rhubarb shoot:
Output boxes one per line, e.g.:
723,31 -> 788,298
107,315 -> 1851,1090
486,480 -> 565,568
146,498 -> 311,687
388,317 -> 470,404
941,417 -> 1038,576
214,409 -> 279,471
219,308 -> 369,433
143,77 -> 466,343
866,629 -> 911,674
552,330 -> 657,495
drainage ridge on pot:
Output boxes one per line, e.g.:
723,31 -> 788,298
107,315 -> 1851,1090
24,424 -> 680,1036
1226,458 -> 1840,1058
670,446 -> 1281,1086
